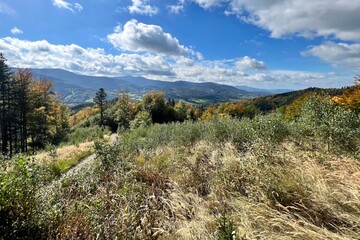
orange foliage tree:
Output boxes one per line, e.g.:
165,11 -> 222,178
332,76 -> 360,111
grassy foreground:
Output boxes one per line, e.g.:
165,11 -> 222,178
1,99 -> 360,239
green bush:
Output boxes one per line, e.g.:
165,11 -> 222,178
0,156 -> 49,238
216,213 -> 237,240
295,97 -> 360,151
115,113 -> 291,157
65,126 -> 105,145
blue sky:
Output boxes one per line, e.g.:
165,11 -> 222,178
0,0 -> 359,89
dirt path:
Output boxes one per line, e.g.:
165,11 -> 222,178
64,153 -> 97,177
62,134 -> 118,178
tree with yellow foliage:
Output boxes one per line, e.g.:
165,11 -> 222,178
28,80 -> 69,150
332,76 -> 360,112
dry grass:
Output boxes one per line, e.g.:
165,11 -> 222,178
33,138 -> 360,239
34,141 -> 94,164
146,141 -> 360,240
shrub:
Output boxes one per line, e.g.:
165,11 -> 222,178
296,97 -> 360,151
216,213 -> 237,240
0,156 -> 49,239
65,126 -> 105,145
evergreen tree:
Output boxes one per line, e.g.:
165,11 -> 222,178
0,54 -> 70,156
13,69 -> 32,153
93,88 -> 107,128
0,53 -> 13,156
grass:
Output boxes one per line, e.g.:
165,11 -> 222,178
1,101 -> 359,239
33,141 -> 95,177
31,117 -> 359,239
35,141 -> 94,163
48,149 -> 95,176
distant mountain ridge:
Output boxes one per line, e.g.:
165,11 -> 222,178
235,85 -> 293,95
30,68 -> 272,106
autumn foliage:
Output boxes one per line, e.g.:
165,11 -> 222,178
0,55 -> 69,156
332,85 -> 360,111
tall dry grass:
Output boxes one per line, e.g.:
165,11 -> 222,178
2,100 -> 359,239
33,137 -> 360,239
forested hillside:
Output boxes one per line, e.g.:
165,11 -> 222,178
31,69 -> 258,106
1,53 -> 360,239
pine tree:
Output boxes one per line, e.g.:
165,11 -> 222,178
94,88 -> 107,128
13,69 -> 32,153
0,55 -> 70,156
0,53 -> 13,156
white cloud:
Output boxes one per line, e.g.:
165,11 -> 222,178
11,27 -> 23,35
0,2 -> 16,15
52,0 -> 83,13
169,57 -> 347,89
0,37 -> 351,89
108,19 -> 192,56
241,71 -> 347,89
235,56 -> 266,71
128,0 -> 158,16
168,4 -> 184,14
191,0 -> 227,9
52,0 -> 74,12
0,37 -> 174,77
74,3 -> 83,12
303,41 -> 360,71
168,0 -> 186,13
173,0 -> 360,42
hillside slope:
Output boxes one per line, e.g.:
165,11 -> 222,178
31,69 -> 258,105
2,97 -> 359,239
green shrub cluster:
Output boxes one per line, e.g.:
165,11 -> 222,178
64,126 -> 107,145
115,112 -> 289,155
0,157 -> 50,239
292,97 -> 360,152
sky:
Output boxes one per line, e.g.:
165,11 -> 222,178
0,0 -> 359,89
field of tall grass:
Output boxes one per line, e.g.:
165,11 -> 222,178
0,98 -> 359,239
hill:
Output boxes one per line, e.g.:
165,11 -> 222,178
235,85 -> 293,95
1,98 -> 359,239
247,87 -> 345,112
31,69 -> 259,106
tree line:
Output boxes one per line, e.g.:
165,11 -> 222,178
70,90 -> 204,132
0,53 -> 69,157
73,81 -> 360,134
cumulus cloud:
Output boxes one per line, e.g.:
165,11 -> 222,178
128,0 -> 158,16
0,37 -> 174,76
302,42 -> 360,71
191,0 -> 227,9
241,71 -> 346,89
168,0 -> 186,13
0,37 -> 350,89
108,19 -> 191,56
11,27 -> 23,35
172,0 -> 360,42
170,58 -> 345,89
235,56 -> 266,71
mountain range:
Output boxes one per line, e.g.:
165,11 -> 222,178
30,69 -> 290,106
